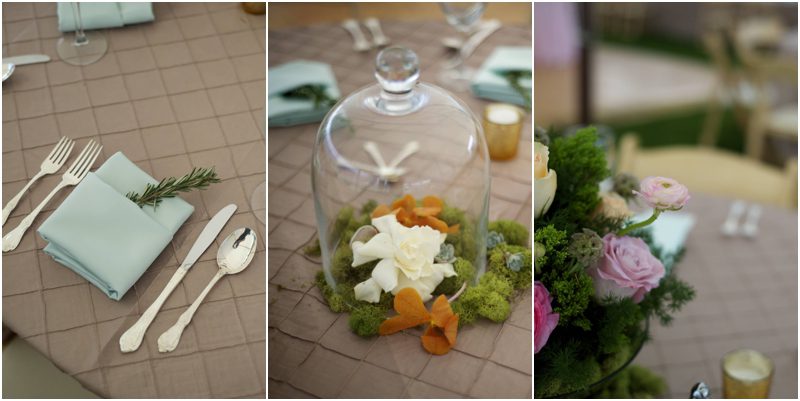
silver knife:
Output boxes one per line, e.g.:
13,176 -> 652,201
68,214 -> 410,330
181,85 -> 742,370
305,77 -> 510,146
3,54 -> 50,66
119,204 -> 238,353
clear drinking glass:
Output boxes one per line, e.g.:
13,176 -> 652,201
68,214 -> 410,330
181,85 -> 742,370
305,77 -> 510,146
438,2 -> 487,90
56,2 -> 108,66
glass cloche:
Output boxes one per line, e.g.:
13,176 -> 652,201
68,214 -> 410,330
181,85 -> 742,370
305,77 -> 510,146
311,47 -> 490,305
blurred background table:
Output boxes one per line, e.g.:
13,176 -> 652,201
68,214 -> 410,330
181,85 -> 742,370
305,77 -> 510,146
267,4 -> 532,398
634,193 -> 797,398
2,2 -> 265,398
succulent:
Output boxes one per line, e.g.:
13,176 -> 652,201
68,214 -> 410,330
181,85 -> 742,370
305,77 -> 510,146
435,243 -> 456,264
506,252 -> 524,272
487,231 -> 505,250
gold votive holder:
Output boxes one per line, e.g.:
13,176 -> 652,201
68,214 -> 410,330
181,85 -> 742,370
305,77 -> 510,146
241,2 -> 266,14
483,103 -> 523,161
722,349 -> 774,398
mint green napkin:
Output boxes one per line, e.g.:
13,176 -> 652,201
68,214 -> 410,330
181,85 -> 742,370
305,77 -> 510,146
268,60 -> 340,127
57,2 -> 154,32
470,46 -> 532,106
37,152 -> 193,301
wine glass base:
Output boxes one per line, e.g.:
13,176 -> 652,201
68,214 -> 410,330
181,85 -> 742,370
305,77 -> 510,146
437,66 -> 476,92
56,31 -> 108,66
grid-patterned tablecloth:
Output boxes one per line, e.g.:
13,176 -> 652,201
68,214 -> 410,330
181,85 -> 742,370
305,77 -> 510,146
635,193 -> 798,398
2,3 -> 266,398
267,20 -> 533,398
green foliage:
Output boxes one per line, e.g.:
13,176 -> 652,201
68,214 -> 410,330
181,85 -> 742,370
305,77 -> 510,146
434,258 -> 475,295
348,305 -> 387,337
488,220 -> 529,246
536,128 -> 609,233
439,204 -> 477,263
488,245 -> 532,290
592,365 -> 667,398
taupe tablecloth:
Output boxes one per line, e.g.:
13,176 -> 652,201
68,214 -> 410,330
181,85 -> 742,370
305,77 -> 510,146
2,3 -> 265,398
267,21 -> 532,398
635,193 -> 798,398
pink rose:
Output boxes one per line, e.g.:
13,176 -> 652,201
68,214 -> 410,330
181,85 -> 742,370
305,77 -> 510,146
588,234 -> 665,303
534,281 -> 559,354
633,176 -> 690,211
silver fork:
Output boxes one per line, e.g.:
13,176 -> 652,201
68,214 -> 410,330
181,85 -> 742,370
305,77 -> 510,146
2,140 -> 102,252
2,137 -> 74,226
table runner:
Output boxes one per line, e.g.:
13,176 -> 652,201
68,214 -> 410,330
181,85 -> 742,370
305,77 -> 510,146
267,20 -> 533,398
2,3 -> 265,398
635,193 -> 797,398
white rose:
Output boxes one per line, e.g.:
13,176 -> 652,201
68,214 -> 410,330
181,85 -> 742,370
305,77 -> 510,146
352,215 -> 456,302
534,142 -> 557,219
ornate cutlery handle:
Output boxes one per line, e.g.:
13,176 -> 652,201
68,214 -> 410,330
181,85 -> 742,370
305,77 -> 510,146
2,170 -> 45,226
120,268 -> 187,353
158,270 -> 225,353
2,180 -> 67,252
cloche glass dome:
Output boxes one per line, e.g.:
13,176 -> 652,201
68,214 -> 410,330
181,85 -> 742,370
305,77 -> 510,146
311,47 -> 490,302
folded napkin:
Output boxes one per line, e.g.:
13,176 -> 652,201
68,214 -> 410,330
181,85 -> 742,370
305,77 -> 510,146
58,2 -> 154,32
38,152 -> 193,301
268,60 -> 340,127
470,46 -> 532,106
633,211 -> 696,256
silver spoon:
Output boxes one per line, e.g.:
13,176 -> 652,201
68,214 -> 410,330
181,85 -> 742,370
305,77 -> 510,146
2,63 -> 15,82
157,227 -> 257,353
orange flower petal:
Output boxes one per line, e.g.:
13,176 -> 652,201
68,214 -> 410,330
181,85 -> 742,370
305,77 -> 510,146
430,295 -> 454,328
422,215 -> 449,233
391,194 -> 416,212
443,314 -> 459,345
422,196 -> 443,209
393,288 -> 431,322
396,208 -> 416,227
412,206 -> 442,217
371,204 -> 392,218
447,224 -> 460,234
379,314 -> 427,335
421,325 -> 452,355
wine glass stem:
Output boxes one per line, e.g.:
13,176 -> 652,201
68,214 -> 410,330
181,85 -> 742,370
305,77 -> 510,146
71,2 -> 88,46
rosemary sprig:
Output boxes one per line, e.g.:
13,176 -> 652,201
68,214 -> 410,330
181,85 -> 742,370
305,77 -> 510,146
282,84 -> 337,109
126,167 -> 220,208
501,70 -> 532,110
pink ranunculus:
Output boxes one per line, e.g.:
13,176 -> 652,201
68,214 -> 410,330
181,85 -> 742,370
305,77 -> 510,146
534,281 -> 559,354
633,176 -> 690,211
588,234 -> 665,303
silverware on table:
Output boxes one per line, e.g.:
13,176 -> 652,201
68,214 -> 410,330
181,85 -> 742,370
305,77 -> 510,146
741,204 -> 763,239
341,19 -> 372,52
2,137 -> 74,226
119,204 -> 238,353
2,63 -> 14,82
2,140 -> 101,252
443,19 -> 501,69
364,17 -> 390,47
720,200 -> 747,237
157,227 -> 257,353
3,54 -> 51,66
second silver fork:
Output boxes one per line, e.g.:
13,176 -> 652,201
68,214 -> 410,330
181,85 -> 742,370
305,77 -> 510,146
2,140 -> 103,252
2,137 -> 74,226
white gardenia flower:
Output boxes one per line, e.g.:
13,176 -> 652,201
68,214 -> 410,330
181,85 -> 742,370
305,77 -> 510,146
352,215 -> 456,302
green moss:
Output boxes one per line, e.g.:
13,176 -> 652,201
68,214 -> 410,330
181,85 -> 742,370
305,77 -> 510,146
434,258 -> 475,295
488,245 -> 532,290
478,271 -> 513,298
477,291 -> 511,322
451,298 -> 477,326
453,272 -> 513,324
315,271 -> 348,313
440,204 -> 477,263
348,305 -> 387,337
488,220 -> 529,246
593,365 -> 667,398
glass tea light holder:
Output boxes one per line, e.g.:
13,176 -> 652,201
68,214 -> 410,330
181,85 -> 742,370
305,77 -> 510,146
483,103 -> 523,161
722,349 -> 774,398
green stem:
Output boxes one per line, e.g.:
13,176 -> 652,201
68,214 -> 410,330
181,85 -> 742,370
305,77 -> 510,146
617,209 -> 661,237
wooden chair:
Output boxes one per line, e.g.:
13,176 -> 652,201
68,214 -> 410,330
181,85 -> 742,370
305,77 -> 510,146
617,135 -> 797,209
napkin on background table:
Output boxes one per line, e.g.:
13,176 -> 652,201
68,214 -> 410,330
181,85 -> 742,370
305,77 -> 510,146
633,211 -> 696,256
57,2 -> 154,32
268,60 -> 340,127
470,46 -> 532,106
38,152 -> 193,301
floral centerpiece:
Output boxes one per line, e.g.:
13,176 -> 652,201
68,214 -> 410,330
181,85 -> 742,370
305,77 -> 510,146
533,127 -> 695,397
310,194 -> 532,355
